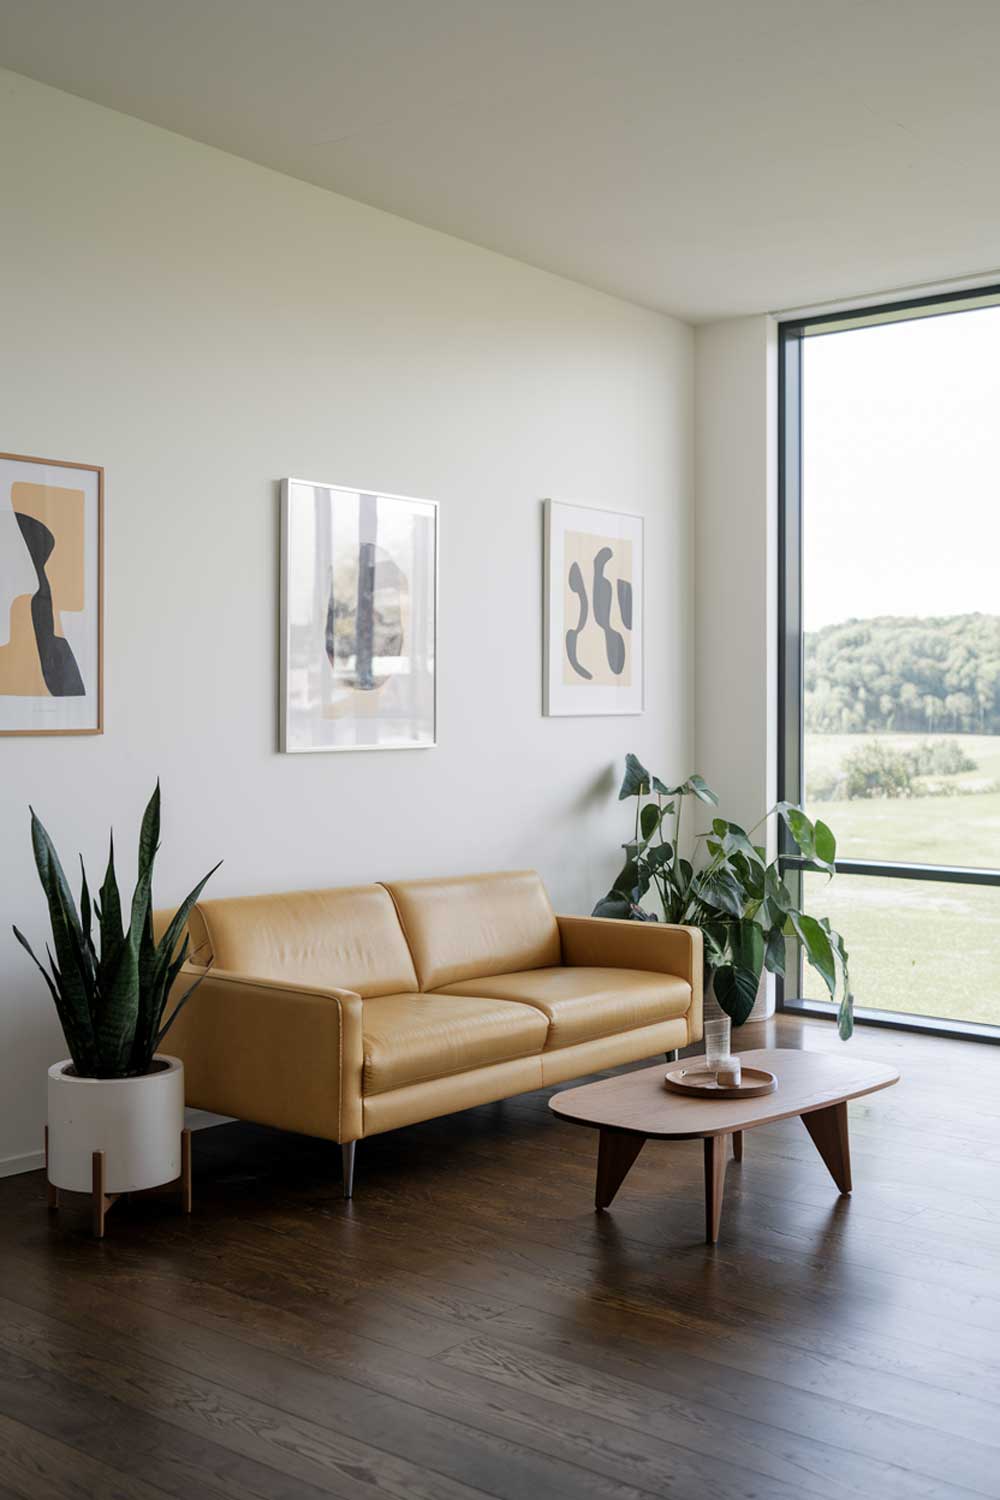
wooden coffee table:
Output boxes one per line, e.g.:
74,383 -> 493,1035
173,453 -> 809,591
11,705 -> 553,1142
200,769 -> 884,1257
549,1047 -> 899,1243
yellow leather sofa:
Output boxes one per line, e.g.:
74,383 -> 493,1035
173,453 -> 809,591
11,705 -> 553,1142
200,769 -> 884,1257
160,870 -> 703,1195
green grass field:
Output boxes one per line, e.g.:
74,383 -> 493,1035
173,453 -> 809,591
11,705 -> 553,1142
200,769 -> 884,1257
800,733 -> 1000,1026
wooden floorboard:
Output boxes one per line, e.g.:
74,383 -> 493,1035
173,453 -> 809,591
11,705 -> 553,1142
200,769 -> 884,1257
1,1015 -> 998,1500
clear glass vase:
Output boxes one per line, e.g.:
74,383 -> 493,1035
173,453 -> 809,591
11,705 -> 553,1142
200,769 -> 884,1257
703,1015 -> 732,1070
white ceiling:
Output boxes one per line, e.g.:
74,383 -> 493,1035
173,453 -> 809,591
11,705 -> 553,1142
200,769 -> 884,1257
4,0 -> 1000,322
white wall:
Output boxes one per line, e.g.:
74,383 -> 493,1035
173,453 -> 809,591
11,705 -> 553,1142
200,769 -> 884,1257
0,70 -> 694,1172
694,315 -> 777,1014
693,315 -> 777,828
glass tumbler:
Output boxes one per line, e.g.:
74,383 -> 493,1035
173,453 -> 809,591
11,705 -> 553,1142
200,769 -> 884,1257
704,1016 -> 733,1071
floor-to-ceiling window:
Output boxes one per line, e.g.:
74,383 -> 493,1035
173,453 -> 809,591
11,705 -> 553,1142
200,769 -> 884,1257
779,290 -> 1000,1038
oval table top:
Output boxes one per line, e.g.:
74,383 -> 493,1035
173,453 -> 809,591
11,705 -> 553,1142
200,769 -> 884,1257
549,1047 -> 900,1139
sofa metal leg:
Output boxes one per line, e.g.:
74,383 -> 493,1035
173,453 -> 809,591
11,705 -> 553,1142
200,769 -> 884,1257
665,1049 -> 679,1063
342,1142 -> 356,1199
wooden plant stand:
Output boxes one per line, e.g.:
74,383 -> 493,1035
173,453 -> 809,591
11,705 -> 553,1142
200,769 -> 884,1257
45,1127 -> 193,1239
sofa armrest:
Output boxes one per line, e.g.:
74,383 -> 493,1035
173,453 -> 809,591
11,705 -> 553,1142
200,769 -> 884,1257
164,965 -> 365,1143
556,916 -> 703,1045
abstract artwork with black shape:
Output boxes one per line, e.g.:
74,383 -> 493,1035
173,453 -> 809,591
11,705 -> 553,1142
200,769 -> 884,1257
544,499 -> 643,716
15,511 -> 84,696
0,457 -> 101,734
561,530 -> 633,687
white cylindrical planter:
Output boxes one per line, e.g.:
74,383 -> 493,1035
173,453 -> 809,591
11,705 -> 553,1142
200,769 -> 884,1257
703,970 -> 775,1027
47,1055 -> 184,1194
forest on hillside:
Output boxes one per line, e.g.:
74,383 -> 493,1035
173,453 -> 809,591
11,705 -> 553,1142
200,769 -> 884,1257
804,614 -> 1000,735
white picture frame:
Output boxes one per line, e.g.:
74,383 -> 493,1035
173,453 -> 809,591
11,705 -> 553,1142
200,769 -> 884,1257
280,478 -> 438,753
543,499 -> 644,716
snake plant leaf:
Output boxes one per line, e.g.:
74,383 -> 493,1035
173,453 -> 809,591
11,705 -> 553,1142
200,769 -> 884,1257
138,781 -> 161,881
130,932 -> 191,1071
94,931 -> 140,1075
155,959 -> 213,1048
618,753 -> 651,799
136,781 -> 161,968
98,833 -> 124,963
712,962 -> 759,1025
29,811 -> 96,1009
152,862 -> 224,997
13,925 -> 94,1072
13,925 -> 62,1008
18,785 -> 219,1078
79,857 -> 97,964
37,835 -> 100,1054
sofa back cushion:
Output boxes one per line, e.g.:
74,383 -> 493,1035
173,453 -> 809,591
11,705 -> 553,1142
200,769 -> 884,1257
192,885 -> 418,997
383,870 -> 561,991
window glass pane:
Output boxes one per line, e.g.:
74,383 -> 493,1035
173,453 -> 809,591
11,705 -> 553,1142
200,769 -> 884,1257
801,309 -> 1000,868
800,871 -> 1000,1028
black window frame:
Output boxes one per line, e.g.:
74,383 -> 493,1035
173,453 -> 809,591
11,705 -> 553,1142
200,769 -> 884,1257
778,285 -> 1000,1045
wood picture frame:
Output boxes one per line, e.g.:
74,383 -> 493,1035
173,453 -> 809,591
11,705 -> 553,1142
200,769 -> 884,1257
0,452 -> 104,735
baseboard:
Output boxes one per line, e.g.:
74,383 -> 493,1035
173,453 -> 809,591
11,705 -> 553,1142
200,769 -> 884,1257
0,1149 -> 44,1179
0,1109 -> 234,1179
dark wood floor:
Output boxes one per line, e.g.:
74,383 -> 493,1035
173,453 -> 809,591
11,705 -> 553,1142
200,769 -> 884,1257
1,1015 -> 998,1500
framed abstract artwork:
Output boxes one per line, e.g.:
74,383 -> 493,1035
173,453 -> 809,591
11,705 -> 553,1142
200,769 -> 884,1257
0,452 -> 104,735
543,499 -> 643,716
280,478 -> 437,753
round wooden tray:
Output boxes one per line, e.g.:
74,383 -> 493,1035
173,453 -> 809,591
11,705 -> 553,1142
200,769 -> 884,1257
664,1064 -> 777,1100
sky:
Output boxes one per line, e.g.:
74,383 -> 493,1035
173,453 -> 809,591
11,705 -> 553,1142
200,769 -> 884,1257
802,304 -> 1000,632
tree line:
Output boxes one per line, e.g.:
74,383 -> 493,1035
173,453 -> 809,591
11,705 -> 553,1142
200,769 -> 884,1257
805,614 -> 1000,735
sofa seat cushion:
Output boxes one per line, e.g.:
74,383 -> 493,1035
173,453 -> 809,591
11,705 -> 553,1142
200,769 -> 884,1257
436,968 -> 691,1049
362,993 -> 548,1096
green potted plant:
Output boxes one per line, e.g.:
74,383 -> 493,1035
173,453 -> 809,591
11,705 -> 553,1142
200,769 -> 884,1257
14,784 -> 220,1206
593,754 -> 854,1039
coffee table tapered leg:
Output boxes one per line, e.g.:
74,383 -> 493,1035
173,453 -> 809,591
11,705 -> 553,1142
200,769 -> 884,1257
704,1135 -> 727,1243
801,1101 -> 852,1194
595,1128 -> 645,1209
733,1131 -> 743,1162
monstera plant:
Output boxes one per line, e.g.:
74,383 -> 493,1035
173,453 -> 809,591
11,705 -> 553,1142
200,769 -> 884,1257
593,755 -> 854,1039
14,783 -> 220,1078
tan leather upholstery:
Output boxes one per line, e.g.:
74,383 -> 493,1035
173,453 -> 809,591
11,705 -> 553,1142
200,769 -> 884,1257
193,885 -> 418,997
165,966 -> 365,1141
363,1055 -> 544,1138
437,967 -> 691,1048
362,992 -> 547,1095
156,872 -> 703,1158
384,870 -> 561,991
540,1016 -> 688,1086
557,914 -> 703,1045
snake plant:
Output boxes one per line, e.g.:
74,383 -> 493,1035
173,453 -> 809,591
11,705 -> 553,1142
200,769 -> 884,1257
13,783 -> 220,1078
594,754 -> 854,1038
